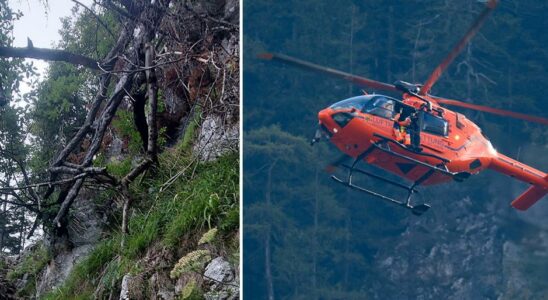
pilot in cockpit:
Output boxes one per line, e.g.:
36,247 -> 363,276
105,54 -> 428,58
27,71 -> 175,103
374,97 -> 395,119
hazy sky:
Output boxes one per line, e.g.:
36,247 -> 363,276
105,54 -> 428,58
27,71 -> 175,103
8,0 -> 93,87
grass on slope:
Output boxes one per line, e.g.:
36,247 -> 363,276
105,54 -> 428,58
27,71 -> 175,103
43,147 -> 239,299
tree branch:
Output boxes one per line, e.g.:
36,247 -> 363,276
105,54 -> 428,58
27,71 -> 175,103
71,0 -> 117,40
0,148 -> 41,207
145,43 -> 159,162
0,198 -> 38,211
101,0 -> 134,20
0,46 -> 100,70
53,178 -> 84,227
0,172 -> 88,192
49,166 -> 107,175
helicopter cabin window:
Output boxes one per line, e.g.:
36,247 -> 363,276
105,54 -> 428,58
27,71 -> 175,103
363,96 -> 395,119
422,112 -> 448,136
329,96 -> 371,111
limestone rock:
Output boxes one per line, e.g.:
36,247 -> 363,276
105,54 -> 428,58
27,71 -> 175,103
36,244 -> 94,298
193,114 -> 238,161
224,0 -> 239,24
67,190 -> 103,247
119,274 -> 132,300
148,272 -> 175,300
372,196 -> 503,299
203,257 -> 239,300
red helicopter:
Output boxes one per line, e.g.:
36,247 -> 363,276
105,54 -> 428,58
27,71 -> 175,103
259,0 -> 548,215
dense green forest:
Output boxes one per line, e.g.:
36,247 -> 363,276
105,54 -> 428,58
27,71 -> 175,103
244,0 -> 547,299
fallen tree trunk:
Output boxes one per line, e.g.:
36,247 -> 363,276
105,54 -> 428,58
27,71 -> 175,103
0,46 -> 100,70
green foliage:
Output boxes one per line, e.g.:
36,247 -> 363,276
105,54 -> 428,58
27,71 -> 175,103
123,151 -> 237,255
106,157 -> 133,178
44,149 -> 238,298
112,110 -> 144,155
7,243 -> 50,297
0,0 -> 28,104
163,153 -> 238,248
0,0 -> 36,255
180,279 -> 203,300
219,206 -> 239,233
58,7 -> 120,60
178,106 -> 202,154
123,211 -> 163,259
27,60 -> 89,175
27,4 -> 121,176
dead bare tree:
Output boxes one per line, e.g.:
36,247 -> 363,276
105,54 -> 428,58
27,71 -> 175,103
0,1 -> 170,247
0,0 -> 239,252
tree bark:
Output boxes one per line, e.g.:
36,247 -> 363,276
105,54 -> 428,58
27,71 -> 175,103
145,43 -> 158,162
312,165 -> 319,300
0,46 -> 100,70
0,196 -> 7,252
265,162 -> 276,300
348,5 -> 355,97
386,6 -> 394,83
18,208 -> 26,253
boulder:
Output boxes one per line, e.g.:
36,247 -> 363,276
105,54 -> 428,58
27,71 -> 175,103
35,244 -> 94,298
193,114 -> 238,161
203,257 -> 239,300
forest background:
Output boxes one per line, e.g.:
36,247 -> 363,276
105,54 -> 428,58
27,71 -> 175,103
244,1 -> 547,299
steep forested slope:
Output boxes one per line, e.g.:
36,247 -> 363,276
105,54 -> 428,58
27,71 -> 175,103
244,0 -> 547,299
0,0 -> 239,299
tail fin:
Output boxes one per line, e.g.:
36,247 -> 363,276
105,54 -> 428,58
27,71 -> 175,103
511,183 -> 547,211
489,154 -> 547,210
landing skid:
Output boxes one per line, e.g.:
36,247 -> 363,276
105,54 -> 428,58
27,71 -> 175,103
331,176 -> 431,215
329,136 -> 473,215
330,138 -> 460,216
331,165 -> 431,216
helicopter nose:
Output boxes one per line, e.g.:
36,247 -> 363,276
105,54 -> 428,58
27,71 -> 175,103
318,108 -> 339,135
318,109 -> 330,124
319,108 -> 355,133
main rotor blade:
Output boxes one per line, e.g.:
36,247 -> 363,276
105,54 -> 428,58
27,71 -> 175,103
420,0 -> 498,95
258,52 -> 398,93
433,97 -> 548,125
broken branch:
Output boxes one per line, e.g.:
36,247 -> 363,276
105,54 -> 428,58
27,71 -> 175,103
0,46 -> 100,70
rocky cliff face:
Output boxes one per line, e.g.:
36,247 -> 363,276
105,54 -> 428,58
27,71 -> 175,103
372,165 -> 548,299
373,196 -> 504,299
36,188 -> 103,297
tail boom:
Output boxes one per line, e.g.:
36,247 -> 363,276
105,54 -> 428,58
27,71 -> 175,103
489,154 -> 547,210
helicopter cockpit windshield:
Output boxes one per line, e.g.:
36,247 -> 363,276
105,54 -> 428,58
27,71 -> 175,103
329,95 -> 373,111
330,95 -> 400,119
363,96 -> 396,119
